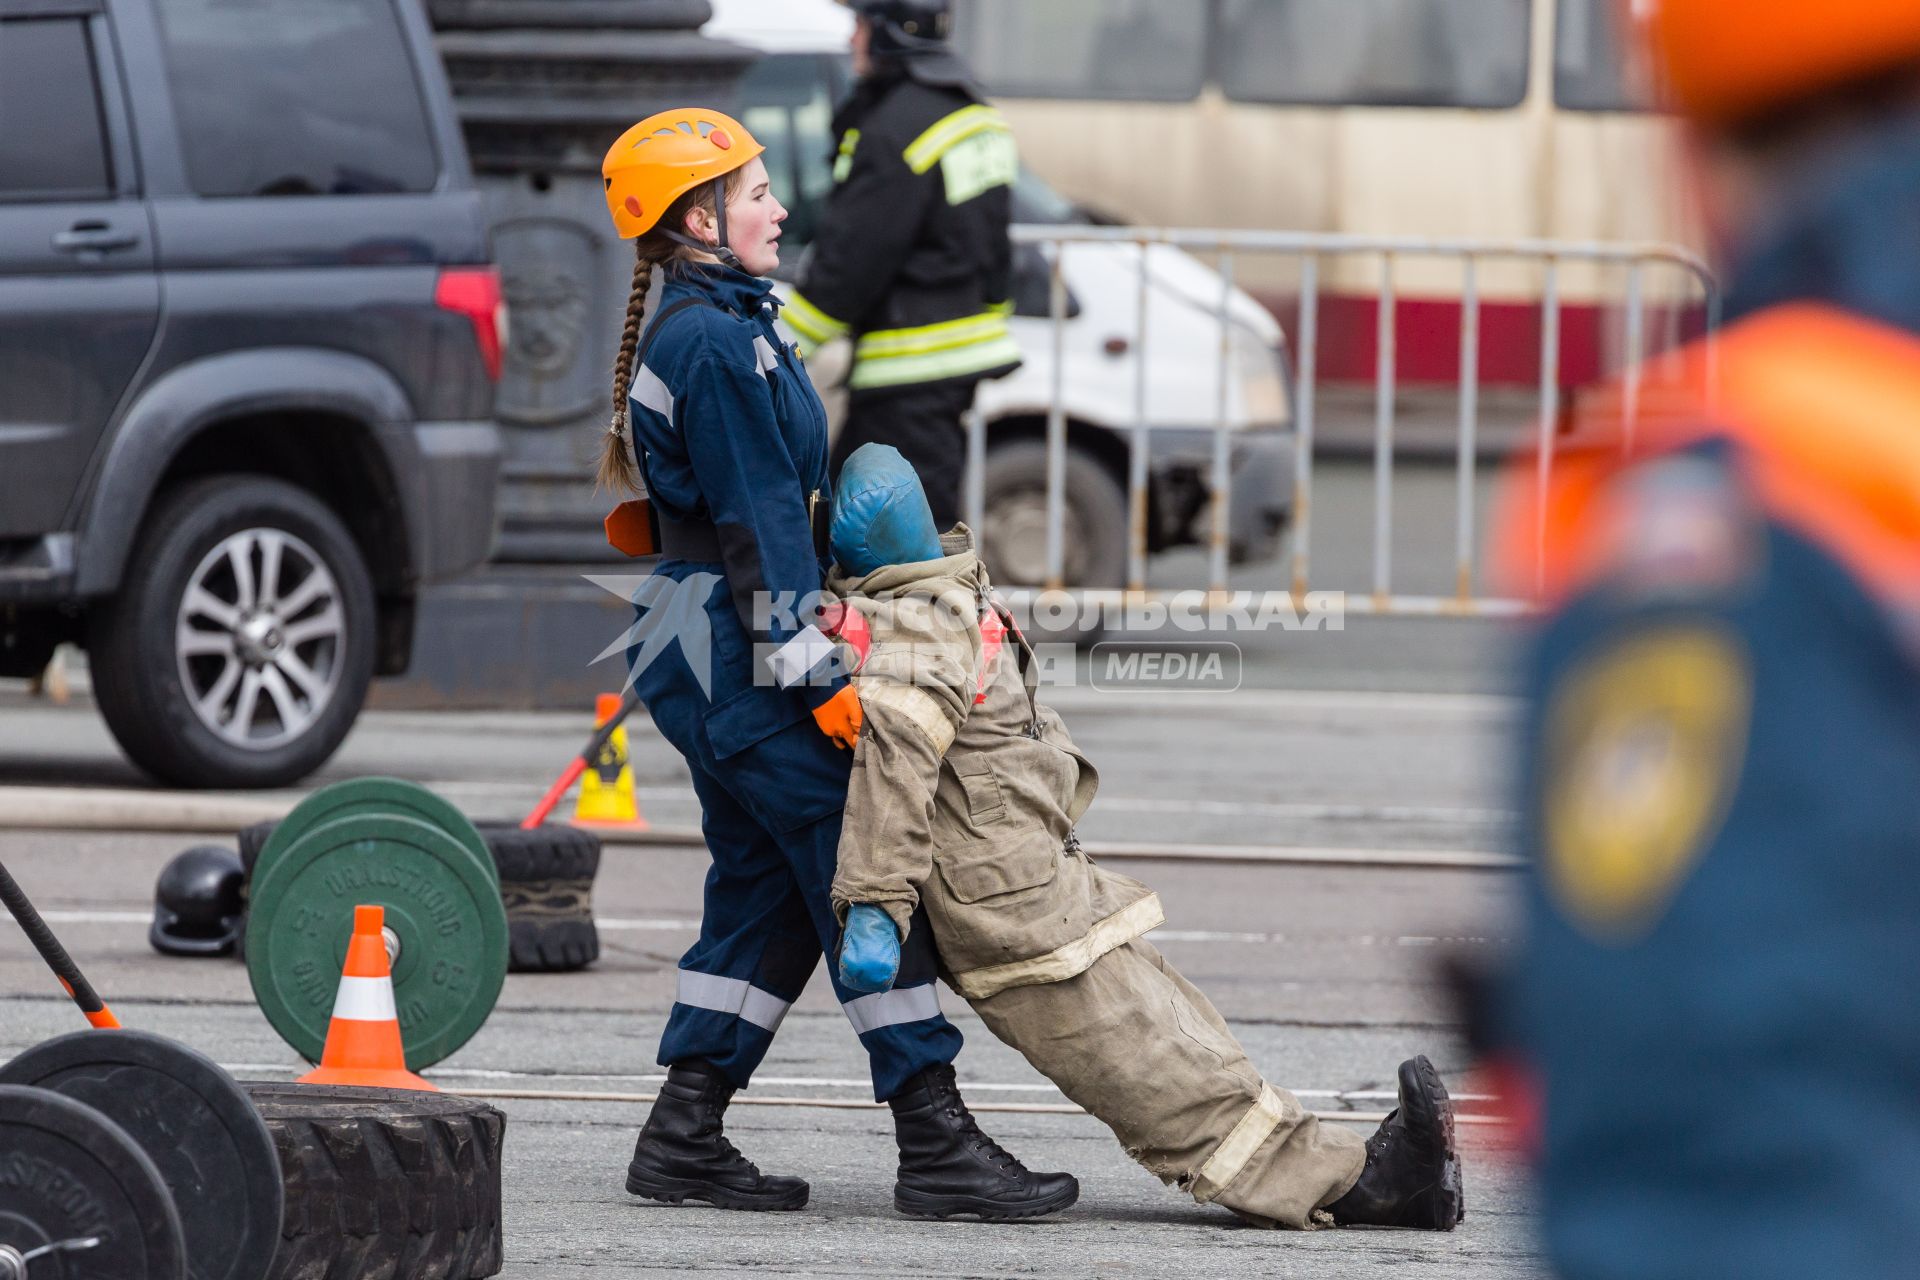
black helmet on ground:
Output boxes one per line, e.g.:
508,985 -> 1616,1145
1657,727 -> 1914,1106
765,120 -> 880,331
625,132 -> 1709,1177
846,0 -> 952,58
150,844 -> 245,957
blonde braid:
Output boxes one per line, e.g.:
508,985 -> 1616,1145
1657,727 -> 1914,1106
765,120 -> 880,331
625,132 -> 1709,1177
597,244 -> 656,495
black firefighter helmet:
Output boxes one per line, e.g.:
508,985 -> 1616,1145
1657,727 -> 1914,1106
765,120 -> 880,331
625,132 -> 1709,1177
847,0 -> 953,58
150,844 -> 245,957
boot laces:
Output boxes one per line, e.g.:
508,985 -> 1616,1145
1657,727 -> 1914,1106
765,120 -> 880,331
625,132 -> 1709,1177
697,1093 -> 763,1177
943,1102 -> 1020,1172
1364,1108 -> 1401,1162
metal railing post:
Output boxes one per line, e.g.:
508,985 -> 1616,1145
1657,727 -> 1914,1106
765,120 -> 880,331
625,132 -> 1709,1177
1374,253 -> 1397,605
1291,255 -> 1319,601
1455,256 -> 1480,606
1045,243 -> 1068,591
1535,260 -> 1562,596
1128,238 -> 1151,593
1210,250 -> 1234,595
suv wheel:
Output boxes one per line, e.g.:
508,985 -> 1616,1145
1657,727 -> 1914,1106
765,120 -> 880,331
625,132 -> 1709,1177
980,440 -> 1127,647
88,476 -> 376,789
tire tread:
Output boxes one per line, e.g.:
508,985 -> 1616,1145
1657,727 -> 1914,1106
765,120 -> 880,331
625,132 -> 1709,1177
245,1083 -> 504,1280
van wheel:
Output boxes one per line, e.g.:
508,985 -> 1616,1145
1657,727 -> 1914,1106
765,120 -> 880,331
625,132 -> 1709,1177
980,440 -> 1126,647
88,476 -> 376,789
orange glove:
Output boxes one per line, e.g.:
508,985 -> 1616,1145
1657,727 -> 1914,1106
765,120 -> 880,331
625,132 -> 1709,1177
812,685 -> 863,750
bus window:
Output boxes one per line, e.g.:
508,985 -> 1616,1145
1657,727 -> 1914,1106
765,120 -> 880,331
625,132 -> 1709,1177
737,53 -> 839,254
1554,0 -> 1652,111
951,0 -> 1206,102
1216,0 -> 1530,110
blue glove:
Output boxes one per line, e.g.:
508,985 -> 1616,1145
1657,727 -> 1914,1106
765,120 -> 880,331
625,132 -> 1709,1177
838,903 -> 901,994
830,443 -> 943,576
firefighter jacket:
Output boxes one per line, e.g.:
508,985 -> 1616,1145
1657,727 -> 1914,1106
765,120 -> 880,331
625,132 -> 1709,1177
784,68 -> 1022,393
825,530 -> 1162,999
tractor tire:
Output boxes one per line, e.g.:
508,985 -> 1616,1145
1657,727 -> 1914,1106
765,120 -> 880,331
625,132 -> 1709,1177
242,1083 -> 505,1280
473,825 -> 601,974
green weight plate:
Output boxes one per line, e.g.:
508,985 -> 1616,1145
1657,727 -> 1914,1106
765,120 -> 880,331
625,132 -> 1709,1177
251,777 -> 497,895
246,813 -> 508,1070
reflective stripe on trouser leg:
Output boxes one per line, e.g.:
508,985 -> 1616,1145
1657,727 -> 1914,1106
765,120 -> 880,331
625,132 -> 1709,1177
675,969 -> 796,1033
656,760 -> 823,1086
833,900 -> 959,1101
841,982 -> 942,1035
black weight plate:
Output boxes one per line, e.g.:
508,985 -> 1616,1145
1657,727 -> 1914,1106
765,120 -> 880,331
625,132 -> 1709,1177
251,778 -> 496,894
0,1084 -> 187,1280
0,1031 -> 280,1280
247,814 -> 508,1070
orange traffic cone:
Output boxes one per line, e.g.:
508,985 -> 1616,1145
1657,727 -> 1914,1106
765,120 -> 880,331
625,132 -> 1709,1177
298,905 -> 437,1092
573,692 -> 649,830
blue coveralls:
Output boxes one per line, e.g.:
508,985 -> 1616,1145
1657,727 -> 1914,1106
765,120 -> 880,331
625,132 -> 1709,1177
1505,116 -> 1920,1280
622,263 -> 962,1101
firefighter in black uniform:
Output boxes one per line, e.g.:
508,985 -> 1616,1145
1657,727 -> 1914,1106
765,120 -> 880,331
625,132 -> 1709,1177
783,0 -> 1020,531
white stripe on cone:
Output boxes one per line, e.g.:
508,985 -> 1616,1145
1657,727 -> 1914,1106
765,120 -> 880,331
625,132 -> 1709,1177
331,974 -> 398,1022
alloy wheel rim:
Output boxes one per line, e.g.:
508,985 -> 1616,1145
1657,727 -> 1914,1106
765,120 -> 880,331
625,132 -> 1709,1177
174,528 -> 344,749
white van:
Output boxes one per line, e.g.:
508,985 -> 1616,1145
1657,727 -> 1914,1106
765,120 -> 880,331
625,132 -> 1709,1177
705,0 -> 1295,584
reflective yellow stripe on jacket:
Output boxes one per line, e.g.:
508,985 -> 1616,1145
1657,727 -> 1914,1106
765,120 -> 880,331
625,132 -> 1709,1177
903,105 -> 1008,174
904,105 -> 1018,206
850,311 -> 1021,391
782,289 -> 851,356
832,128 -> 860,184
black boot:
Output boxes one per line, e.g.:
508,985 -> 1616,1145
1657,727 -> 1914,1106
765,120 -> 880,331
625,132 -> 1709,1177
625,1060 -> 809,1211
1325,1055 -> 1463,1230
888,1064 -> 1079,1220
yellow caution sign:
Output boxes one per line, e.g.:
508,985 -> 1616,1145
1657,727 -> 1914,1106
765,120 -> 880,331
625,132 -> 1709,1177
574,693 -> 649,829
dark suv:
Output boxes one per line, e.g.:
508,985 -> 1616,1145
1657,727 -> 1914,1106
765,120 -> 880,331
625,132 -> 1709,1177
0,0 -> 503,788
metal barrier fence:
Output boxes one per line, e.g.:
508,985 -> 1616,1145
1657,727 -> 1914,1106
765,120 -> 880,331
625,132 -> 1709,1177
965,226 -> 1719,618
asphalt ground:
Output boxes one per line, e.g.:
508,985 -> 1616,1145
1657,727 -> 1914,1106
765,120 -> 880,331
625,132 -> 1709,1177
0,460 -> 1545,1275
0,660 -> 1542,1278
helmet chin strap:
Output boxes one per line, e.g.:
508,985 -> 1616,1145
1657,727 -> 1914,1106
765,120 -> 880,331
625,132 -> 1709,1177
664,177 -> 745,270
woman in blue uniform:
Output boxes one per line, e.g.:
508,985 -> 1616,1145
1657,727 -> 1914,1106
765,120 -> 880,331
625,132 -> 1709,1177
597,108 -> 1073,1219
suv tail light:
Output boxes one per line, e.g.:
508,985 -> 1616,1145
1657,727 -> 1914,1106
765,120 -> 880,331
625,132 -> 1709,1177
435,267 -> 507,382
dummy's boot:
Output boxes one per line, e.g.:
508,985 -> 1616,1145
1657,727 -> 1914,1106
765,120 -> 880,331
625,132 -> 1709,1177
888,1063 -> 1079,1219
1325,1055 -> 1463,1230
625,1060 -> 809,1211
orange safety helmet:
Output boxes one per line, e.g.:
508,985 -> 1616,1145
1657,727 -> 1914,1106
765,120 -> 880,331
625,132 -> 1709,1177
602,108 -> 765,240
1646,0 -> 1920,128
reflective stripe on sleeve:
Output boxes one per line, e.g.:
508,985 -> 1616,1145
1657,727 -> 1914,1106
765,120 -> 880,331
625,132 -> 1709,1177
782,290 -> 850,351
903,105 -> 1009,175
948,893 -> 1164,1000
832,127 -> 860,183
675,969 -> 794,1033
841,981 -> 943,1035
857,680 -> 957,754
632,364 -> 674,422
767,624 -> 836,689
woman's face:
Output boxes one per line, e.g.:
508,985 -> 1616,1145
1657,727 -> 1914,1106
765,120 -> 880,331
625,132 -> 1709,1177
685,156 -> 786,276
